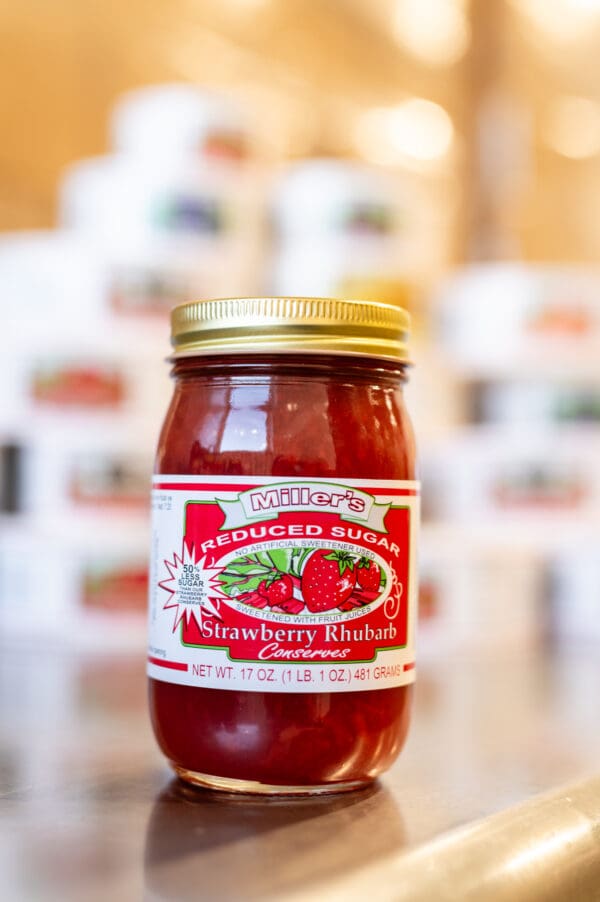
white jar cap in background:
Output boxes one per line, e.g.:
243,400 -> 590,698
110,83 -> 251,160
272,158 -> 400,238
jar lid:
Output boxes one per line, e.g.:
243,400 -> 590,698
170,297 -> 411,362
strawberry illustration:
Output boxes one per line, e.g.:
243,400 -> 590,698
258,573 -> 294,607
356,557 -> 381,592
301,550 -> 356,612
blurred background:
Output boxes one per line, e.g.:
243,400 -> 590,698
1,0 -> 600,657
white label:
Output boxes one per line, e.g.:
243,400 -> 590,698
148,475 -> 419,693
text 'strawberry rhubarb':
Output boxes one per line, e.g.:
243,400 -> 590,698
148,296 -> 419,795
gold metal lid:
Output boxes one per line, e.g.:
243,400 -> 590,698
170,297 -> 411,362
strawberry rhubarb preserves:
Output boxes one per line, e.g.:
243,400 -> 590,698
148,297 -> 419,794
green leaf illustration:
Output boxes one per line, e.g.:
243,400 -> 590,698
290,547 -> 313,576
267,548 -> 293,572
323,550 -> 356,576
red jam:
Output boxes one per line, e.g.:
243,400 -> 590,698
149,350 -> 417,792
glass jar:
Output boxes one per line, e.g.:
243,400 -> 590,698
148,297 -> 419,794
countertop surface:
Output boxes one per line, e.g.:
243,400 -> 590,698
1,640 -> 599,901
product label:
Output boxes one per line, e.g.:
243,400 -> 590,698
148,475 -> 419,693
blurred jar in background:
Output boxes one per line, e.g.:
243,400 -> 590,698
60,84 -> 267,317
270,160 -> 420,297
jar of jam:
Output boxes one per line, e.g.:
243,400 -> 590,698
148,297 -> 419,794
